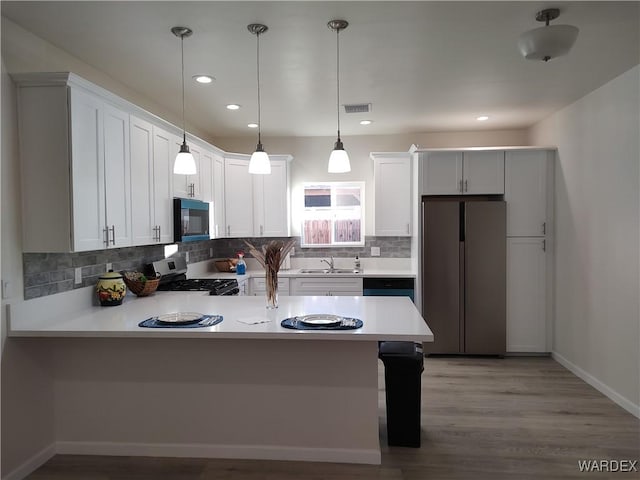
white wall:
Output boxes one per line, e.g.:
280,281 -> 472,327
214,130 -> 529,236
529,65 -> 640,416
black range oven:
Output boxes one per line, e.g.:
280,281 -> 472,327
150,257 -> 239,296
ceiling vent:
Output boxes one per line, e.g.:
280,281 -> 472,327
343,103 -> 371,114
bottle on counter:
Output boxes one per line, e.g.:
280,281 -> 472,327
236,253 -> 246,275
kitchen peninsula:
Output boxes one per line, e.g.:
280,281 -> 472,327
8,292 -> 432,466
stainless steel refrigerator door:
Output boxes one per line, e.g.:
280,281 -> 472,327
464,201 -> 507,355
422,201 -> 461,354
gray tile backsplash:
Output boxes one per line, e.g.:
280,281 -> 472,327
23,236 -> 411,299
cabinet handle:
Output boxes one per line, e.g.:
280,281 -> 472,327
227,225 -> 231,236
542,222 -> 546,235
542,239 -> 546,252
103,227 -> 110,246
260,225 -> 264,236
189,183 -> 195,197
215,225 -> 219,238
464,180 -> 468,192
459,179 -> 463,193
407,223 -> 411,234
109,225 -> 116,245
157,225 -> 161,242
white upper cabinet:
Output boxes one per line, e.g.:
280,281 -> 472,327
212,153 -> 226,238
505,150 -> 551,237
372,152 -> 412,236
223,156 -> 254,237
253,160 -> 289,237
130,116 -> 174,246
420,150 -> 505,195
199,147 -> 214,203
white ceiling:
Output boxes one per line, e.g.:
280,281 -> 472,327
2,1 -> 639,138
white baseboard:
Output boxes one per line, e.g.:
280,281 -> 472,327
55,441 -> 381,465
552,351 -> 640,418
2,443 -> 55,480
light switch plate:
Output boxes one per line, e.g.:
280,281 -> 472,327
105,263 -> 112,272
185,251 -> 190,263
74,267 -> 82,284
371,246 -> 381,257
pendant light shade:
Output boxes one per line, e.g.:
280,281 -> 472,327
517,9 -> 579,62
171,26 -> 197,175
248,23 -> 271,175
327,19 -> 350,173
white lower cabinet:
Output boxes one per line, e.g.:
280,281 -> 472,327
290,277 -> 363,296
250,277 -> 290,296
506,237 -> 548,353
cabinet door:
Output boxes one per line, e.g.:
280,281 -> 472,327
212,153 -> 225,238
130,116 -> 155,245
199,149 -> 213,203
253,161 -> 289,237
152,126 -> 174,243
462,151 -> 504,194
421,151 -> 463,194
291,277 -> 362,296
224,157 -> 254,237
187,143 -> 202,199
506,237 -> 547,352
70,88 -> 107,251
102,103 -> 132,247
505,150 -> 548,237
250,277 -> 290,296
374,154 -> 411,236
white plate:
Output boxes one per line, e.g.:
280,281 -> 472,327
156,312 -> 204,324
296,314 -> 343,326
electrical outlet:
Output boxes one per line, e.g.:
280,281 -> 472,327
290,247 -> 295,256
105,263 -> 112,272
185,251 -> 190,263
209,248 -> 214,257
371,246 -> 381,257
74,267 -> 82,284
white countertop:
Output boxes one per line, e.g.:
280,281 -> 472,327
8,293 -> 432,342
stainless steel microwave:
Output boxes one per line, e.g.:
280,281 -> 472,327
173,198 -> 211,242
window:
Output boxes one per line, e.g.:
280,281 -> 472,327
301,182 -> 364,247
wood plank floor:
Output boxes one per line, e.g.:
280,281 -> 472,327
25,357 -> 639,480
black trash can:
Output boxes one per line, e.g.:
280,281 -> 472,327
378,341 -> 424,447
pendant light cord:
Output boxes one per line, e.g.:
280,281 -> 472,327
180,33 -> 186,144
336,27 -> 341,141
256,31 -> 262,146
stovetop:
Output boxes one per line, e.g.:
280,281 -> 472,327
156,276 -> 239,296
150,257 -> 239,295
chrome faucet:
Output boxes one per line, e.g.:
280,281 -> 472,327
320,256 -> 335,271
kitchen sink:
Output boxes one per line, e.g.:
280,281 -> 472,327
298,268 -> 362,274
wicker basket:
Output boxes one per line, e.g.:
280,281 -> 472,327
215,258 -> 238,272
123,272 -> 161,297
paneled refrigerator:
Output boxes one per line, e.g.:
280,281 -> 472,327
422,198 -> 506,355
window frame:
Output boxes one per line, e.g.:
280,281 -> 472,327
300,181 -> 365,248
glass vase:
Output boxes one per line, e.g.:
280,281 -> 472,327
265,265 -> 279,309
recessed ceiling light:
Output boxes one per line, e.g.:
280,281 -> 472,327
477,115 -> 489,121
360,120 -> 373,125
193,74 -> 214,84
248,123 -> 258,128
226,104 -> 241,110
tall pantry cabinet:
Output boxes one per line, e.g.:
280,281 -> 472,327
504,149 -> 555,353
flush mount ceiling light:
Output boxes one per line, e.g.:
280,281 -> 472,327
360,120 -> 372,125
327,19 -> 350,173
248,123 -> 258,128
193,74 -> 214,84
476,115 -> 489,121
226,104 -> 241,110
517,8 -> 579,62
247,23 -> 271,175
171,26 -> 197,175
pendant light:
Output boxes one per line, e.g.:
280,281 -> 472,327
517,9 -> 579,62
248,23 -> 271,175
171,26 -> 197,175
327,19 -> 350,173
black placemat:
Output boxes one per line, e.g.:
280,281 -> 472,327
281,317 -> 363,330
138,315 -> 223,328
